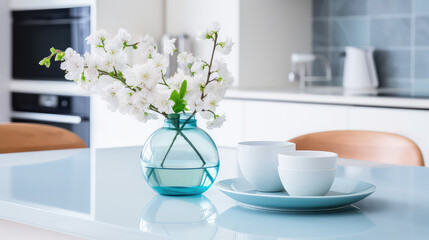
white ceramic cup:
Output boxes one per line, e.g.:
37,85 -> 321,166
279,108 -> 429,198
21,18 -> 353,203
278,151 -> 338,170
278,167 -> 336,196
237,141 -> 296,192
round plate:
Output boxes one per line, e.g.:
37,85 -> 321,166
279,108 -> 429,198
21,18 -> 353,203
215,178 -> 376,211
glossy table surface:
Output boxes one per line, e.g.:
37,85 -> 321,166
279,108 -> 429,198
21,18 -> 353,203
0,146 -> 428,240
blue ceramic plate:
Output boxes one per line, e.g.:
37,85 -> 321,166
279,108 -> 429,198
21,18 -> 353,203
216,178 -> 376,211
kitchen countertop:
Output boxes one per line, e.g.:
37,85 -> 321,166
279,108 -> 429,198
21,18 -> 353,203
10,80 -> 429,110
225,87 -> 429,110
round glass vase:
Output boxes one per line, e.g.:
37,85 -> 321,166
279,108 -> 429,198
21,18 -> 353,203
140,113 -> 219,196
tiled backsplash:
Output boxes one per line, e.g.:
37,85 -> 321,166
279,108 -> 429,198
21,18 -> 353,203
312,0 -> 429,89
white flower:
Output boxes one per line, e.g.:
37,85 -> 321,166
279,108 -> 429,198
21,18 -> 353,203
208,22 -> 221,33
188,95 -> 205,112
117,28 -> 131,42
148,53 -> 169,73
130,109 -> 158,123
196,27 -> 210,41
168,69 -> 189,91
177,52 -> 195,65
63,48 -> 78,61
163,38 -> 176,55
153,91 -> 174,114
86,29 -> 111,46
203,93 -> 221,112
190,60 -> 207,76
140,34 -> 156,48
200,110 -> 214,120
97,51 -> 128,72
83,53 -> 99,82
206,114 -> 226,130
217,37 -> 234,55
60,51 -> 84,81
105,37 -> 124,52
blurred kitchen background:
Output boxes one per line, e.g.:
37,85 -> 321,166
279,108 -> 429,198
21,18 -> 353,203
1,0 -> 429,165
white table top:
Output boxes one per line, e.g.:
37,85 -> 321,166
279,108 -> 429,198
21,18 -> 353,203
0,146 -> 428,239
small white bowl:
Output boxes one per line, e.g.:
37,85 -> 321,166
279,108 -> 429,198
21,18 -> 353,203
278,167 -> 336,196
278,151 -> 338,170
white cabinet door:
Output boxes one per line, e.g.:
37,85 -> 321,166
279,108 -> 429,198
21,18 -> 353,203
242,101 -> 348,141
349,107 -> 429,165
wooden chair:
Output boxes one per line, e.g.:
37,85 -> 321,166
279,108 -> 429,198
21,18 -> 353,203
0,123 -> 87,154
289,130 -> 424,166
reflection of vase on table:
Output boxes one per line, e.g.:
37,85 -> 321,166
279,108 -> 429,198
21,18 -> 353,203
140,195 -> 218,239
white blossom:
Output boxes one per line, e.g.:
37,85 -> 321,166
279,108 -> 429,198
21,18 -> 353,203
206,114 -> 226,130
116,28 -> 131,42
86,29 -> 111,46
217,37 -> 234,55
163,38 -> 177,55
196,27 -> 210,41
60,49 -> 84,81
188,95 -> 205,112
153,91 -> 174,114
177,52 -> 195,65
50,24 -> 234,128
208,22 -> 221,33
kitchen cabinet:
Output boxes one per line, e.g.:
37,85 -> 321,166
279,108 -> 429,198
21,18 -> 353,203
91,97 -> 429,166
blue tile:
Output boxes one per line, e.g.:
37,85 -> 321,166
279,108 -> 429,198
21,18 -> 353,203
332,18 -> 369,47
371,18 -> 411,47
374,50 -> 411,79
313,0 -> 330,17
414,0 -> 429,14
332,0 -> 367,16
369,0 -> 411,14
414,80 -> 429,90
312,50 -> 330,76
415,50 -> 429,78
330,50 -> 345,77
378,79 -> 411,89
313,20 -> 330,47
415,16 -> 429,46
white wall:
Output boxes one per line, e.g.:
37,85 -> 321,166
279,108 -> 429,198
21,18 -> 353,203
96,0 -> 164,40
239,0 -> 312,89
92,0 -> 165,148
0,0 -> 10,122
165,0 -> 240,86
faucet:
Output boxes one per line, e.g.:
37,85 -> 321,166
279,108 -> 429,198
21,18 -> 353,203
288,54 -> 332,88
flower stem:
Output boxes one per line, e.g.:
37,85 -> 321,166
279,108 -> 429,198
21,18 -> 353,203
159,113 -> 206,167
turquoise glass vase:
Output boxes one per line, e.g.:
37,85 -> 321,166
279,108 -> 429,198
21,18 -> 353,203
140,114 -> 219,196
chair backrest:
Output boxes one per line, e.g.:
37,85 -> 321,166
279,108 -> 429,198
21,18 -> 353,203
0,123 -> 87,154
289,130 -> 424,166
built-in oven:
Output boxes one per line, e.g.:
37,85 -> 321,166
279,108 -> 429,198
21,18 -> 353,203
11,92 -> 90,146
12,6 -> 90,81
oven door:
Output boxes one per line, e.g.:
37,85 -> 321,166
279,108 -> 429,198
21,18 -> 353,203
12,7 -> 90,81
11,111 -> 90,146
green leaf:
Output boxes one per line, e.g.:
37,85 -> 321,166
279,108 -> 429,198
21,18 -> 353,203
133,45 -> 138,49
117,71 -> 123,78
39,58 -> 46,66
45,59 -> 51,68
50,47 -> 56,54
108,72 -> 115,77
179,80 -> 187,99
169,90 -> 180,103
55,53 -> 63,61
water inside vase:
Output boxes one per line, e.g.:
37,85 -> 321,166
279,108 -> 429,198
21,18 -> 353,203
142,164 -> 219,196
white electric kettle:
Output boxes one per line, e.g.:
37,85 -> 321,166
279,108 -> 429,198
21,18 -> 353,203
343,47 -> 378,90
